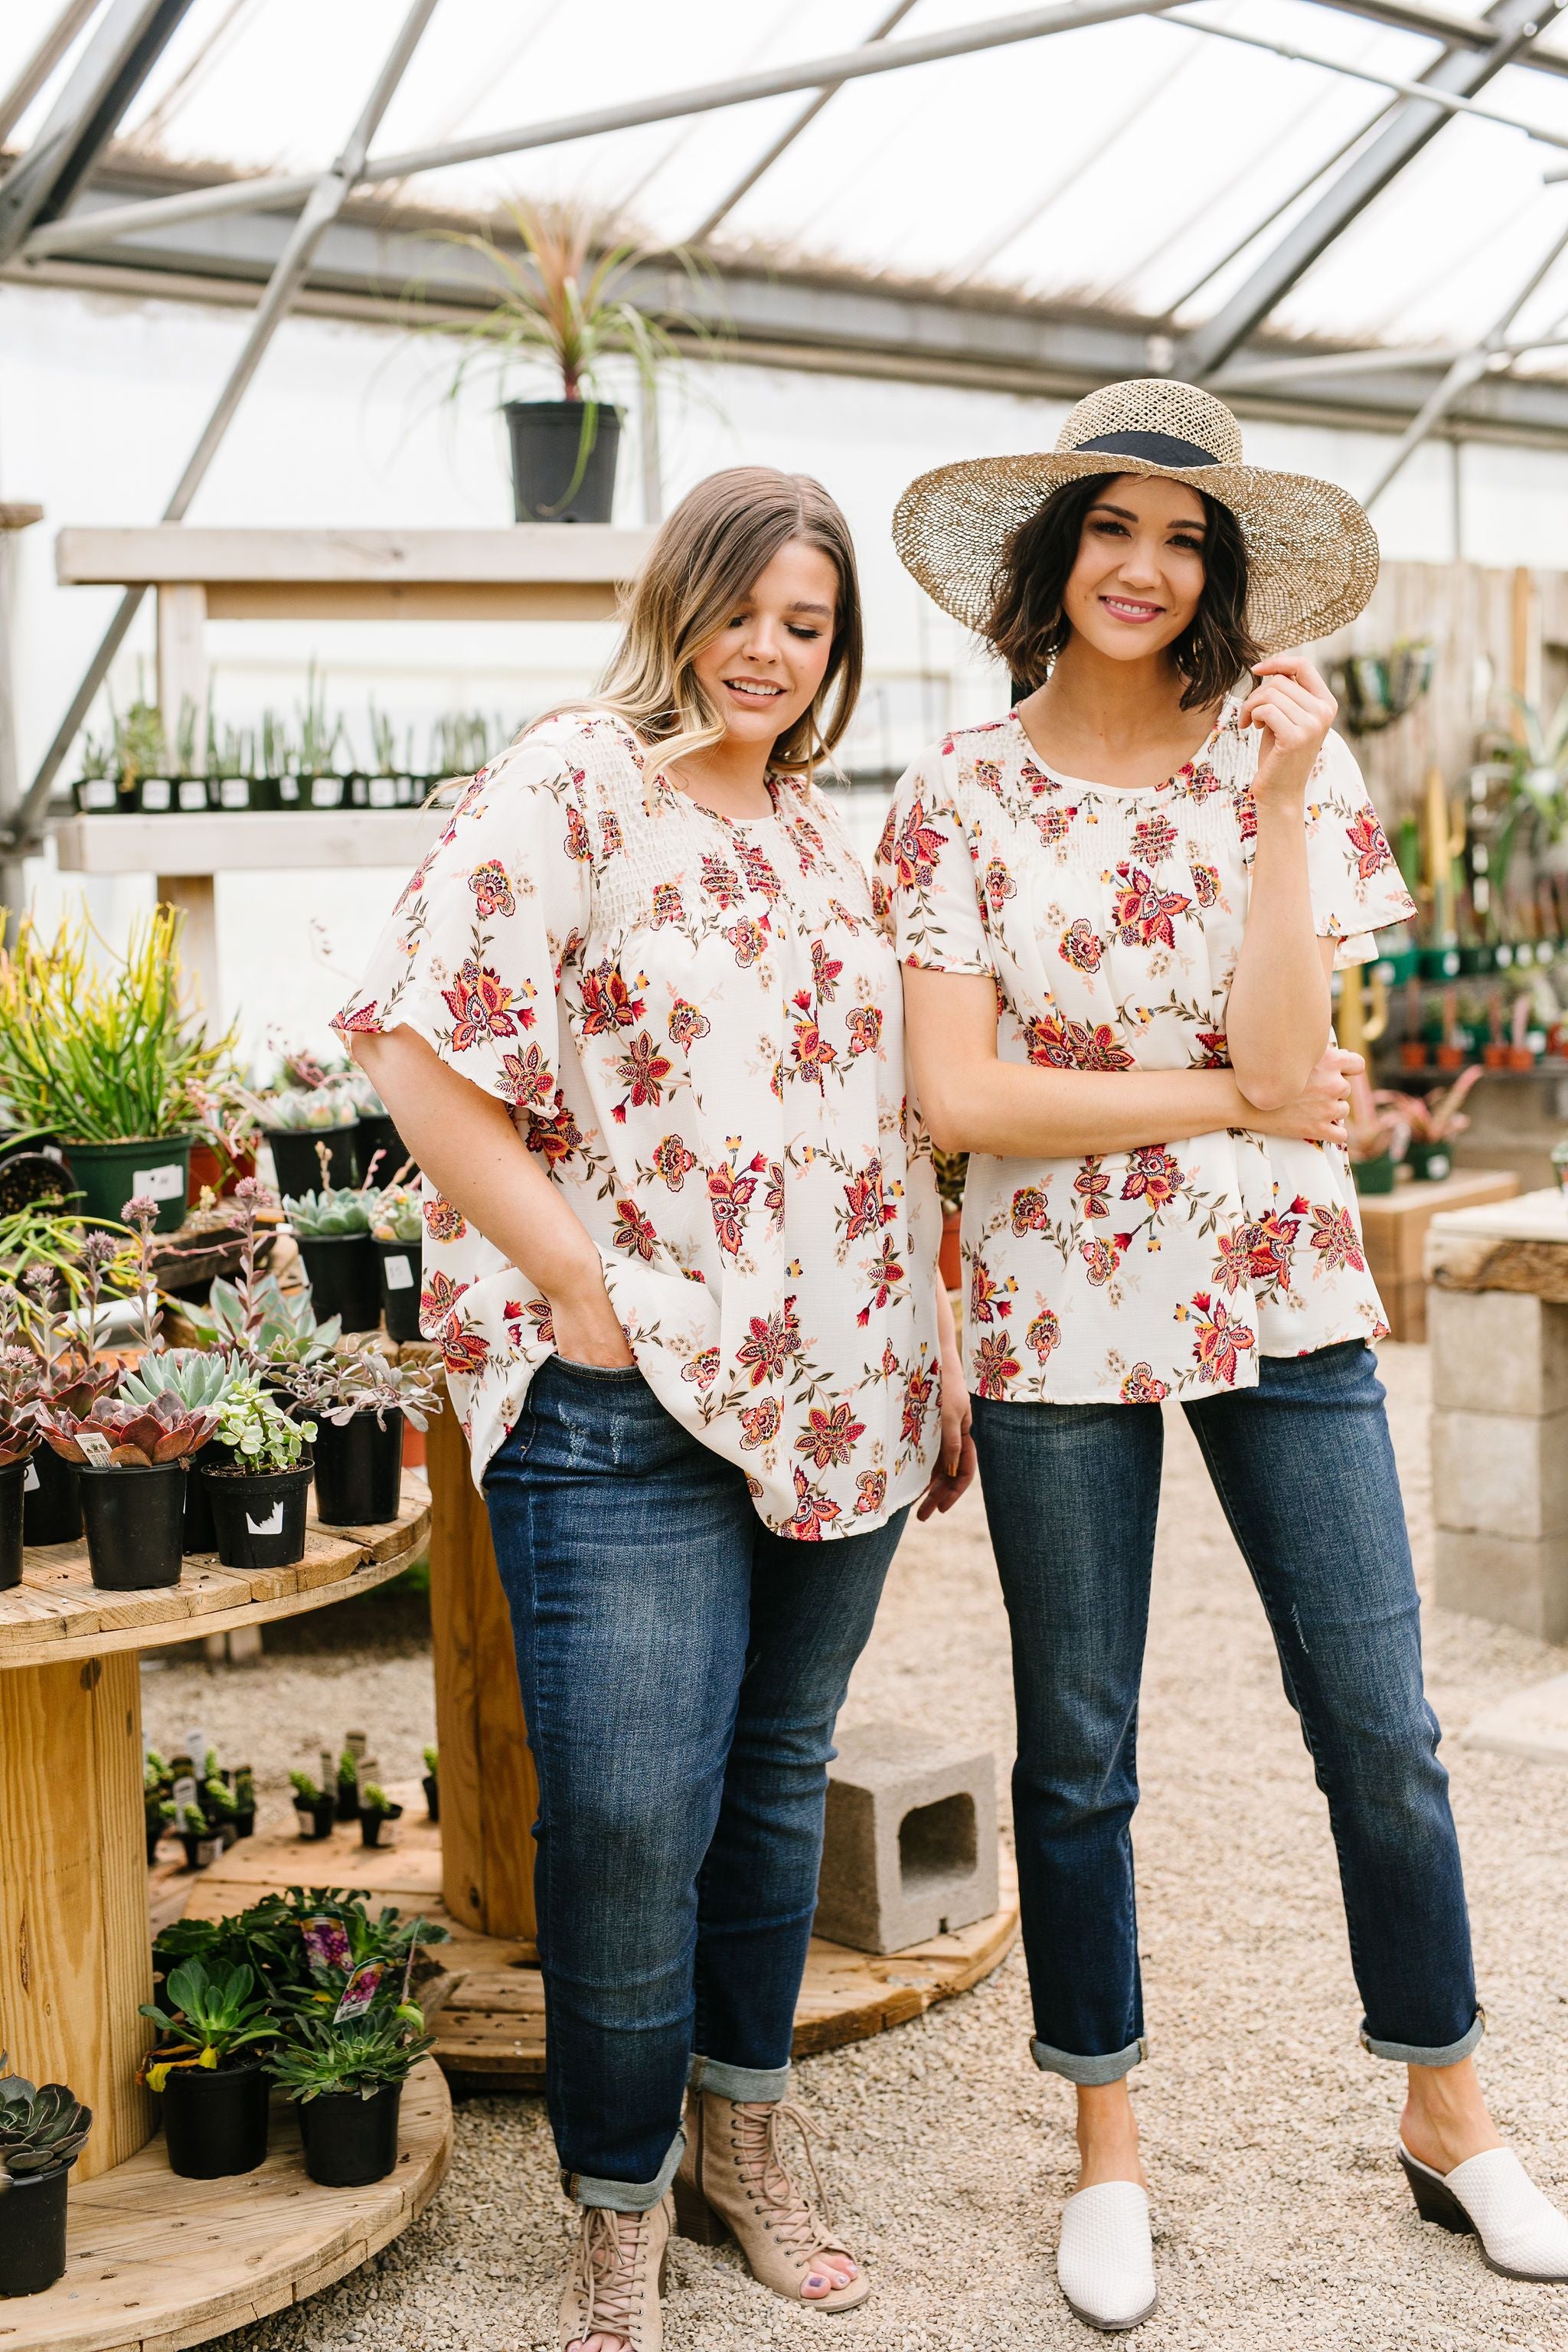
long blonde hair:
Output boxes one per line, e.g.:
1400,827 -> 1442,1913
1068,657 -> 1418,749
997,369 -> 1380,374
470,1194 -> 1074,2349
580,466 -> 864,777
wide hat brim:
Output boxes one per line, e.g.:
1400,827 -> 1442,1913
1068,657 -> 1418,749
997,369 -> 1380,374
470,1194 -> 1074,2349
892,448 -> 1380,655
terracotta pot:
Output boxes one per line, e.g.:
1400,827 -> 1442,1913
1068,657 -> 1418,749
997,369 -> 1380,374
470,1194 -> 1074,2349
1398,1041 -> 1426,1070
1482,1042 -> 1511,1068
1435,1045 -> 1465,1070
939,1208 -> 962,1292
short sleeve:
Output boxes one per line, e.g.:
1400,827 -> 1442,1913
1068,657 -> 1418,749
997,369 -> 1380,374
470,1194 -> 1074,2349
1303,730 -> 1417,971
874,743 -> 994,976
335,730 -> 593,1119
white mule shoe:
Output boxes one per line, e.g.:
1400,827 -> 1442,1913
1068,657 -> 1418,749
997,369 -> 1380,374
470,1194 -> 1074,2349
1057,2181 -> 1158,2332
1400,2140 -> 1568,2282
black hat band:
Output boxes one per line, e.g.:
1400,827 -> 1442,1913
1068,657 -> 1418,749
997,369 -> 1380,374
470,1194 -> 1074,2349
1074,429 -> 1219,467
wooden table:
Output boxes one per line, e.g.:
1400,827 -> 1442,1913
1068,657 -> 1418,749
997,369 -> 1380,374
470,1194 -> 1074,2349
0,1476 -> 445,2352
1356,1168 -> 1519,1341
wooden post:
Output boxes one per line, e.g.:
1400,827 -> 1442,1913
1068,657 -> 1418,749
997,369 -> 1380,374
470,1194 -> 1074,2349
0,503 -> 43,921
1511,564 -> 1540,725
425,1401 -> 538,1941
0,1651 -> 153,2179
157,871 -> 220,1019
155,580 -> 208,746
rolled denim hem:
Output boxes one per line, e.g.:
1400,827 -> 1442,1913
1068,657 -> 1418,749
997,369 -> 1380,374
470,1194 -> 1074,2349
1361,2009 -> 1485,2068
563,2125 -> 685,2212
688,2053 -> 792,2102
1031,2034 -> 1147,2086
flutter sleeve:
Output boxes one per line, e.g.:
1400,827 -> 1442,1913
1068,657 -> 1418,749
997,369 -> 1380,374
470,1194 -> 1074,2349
334,730 -> 593,1124
1303,729 -> 1417,970
873,740 -> 994,975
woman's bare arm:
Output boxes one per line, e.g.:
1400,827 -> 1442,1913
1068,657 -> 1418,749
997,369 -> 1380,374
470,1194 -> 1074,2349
902,965 -> 1357,1158
350,1026 -> 633,1366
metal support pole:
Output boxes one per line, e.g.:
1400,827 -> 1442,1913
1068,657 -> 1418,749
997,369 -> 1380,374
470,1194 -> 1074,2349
689,0 -> 920,246
3,0 -> 439,854
0,0 -> 103,148
0,505 -> 44,920
0,0 -> 193,264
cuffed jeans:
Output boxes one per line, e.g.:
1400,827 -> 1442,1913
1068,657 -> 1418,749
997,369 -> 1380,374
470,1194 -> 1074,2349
972,1341 -> 1480,2084
484,1356 -> 906,2207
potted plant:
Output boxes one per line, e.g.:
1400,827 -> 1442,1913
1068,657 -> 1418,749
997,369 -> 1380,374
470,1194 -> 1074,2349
207,719 -> 256,811
109,684 -> 170,813
175,1800 -> 220,1870
439,197 -> 705,524
342,1070 -> 415,1188
145,1750 -> 176,1864
286,1351 -> 439,1525
369,1187 -> 423,1340
139,1959 -> 277,2178
290,1768 -> 337,1840
231,1765 -> 256,1840
0,906 -> 233,1233
0,1332 -> 41,1593
267,2009 -> 432,2187
73,727 -> 117,814
930,1147 -> 966,1292
296,667 -> 347,810
200,1771 -> 240,1851
0,2056 -> 92,2298
121,1344 -> 244,1554
200,1384 -> 315,1570
1371,1067 -> 1481,1184
36,1386 -> 218,1589
1346,1076 -> 1406,1196
335,1745 -> 362,1824
357,1779 -> 403,1850
421,1745 -> 439,1823
283,1176 -> 382,1332
249,1083 -> 359,1197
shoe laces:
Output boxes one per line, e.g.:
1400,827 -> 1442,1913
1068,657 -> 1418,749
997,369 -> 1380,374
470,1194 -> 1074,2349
568,2205 -> 652,2347
730,2098 -> 838,2259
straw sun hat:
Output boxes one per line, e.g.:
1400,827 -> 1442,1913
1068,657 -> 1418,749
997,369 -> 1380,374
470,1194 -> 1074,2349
892,377 -> 1379,653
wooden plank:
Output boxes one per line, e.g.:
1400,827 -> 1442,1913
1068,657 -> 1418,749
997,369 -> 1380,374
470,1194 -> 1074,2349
54,524 -> 654,588
0,2066 -> 450,2352
154,583 -> 207,746
51,812 -> 441,880
1355,1171 -> 1519,1285
1426,1186 -> 1568,1298
207,582 -> 625,622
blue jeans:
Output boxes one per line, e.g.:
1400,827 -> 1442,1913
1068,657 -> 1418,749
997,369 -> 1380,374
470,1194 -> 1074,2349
484,1356 -> 906,2207
972,1341 -> 1480,2084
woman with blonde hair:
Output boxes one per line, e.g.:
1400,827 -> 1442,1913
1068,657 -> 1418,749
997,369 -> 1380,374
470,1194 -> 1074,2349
338,466 -> 972,2352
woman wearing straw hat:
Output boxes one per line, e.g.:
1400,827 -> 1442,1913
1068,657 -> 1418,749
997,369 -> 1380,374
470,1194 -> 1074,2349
880,378 -> 1568,2331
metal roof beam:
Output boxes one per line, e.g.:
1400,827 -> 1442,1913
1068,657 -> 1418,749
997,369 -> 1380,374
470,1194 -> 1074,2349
0,0 -> 193,264
1179,0 -> 1566,379
1305,0 -> 1568,78
0,0 -> 103,148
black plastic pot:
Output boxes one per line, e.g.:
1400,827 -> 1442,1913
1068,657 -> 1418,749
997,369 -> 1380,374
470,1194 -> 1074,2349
78,1462 -> 186,1589
181,1439 -> 225,1553
335,1778 -> 360,1824
202,1461 -> 312,1570
312,1410 -> 403,1526
503,398 -> 622,523
24,1442 -> 82,1546
233,1808 -> 255,1840
266,1124 -> 358,1198
162,2060 -> 269,2179
179,1830 -> 219,1868
146,1823 -> 165,1865
294,1233 -> 381,1333
359,1801 -> 403,1848
422,1772 -> 439,1823
375,1239 -> 423,1341
0,2164 -> 70,2297
0,1456 -> 26,1592
354,1112 -> 416,1186
296,1798 -> 336,1840
297,2082 -> 403,2187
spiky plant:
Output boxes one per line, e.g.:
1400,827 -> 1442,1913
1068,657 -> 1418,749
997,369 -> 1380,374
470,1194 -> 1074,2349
121,1348 -> 241,1414
0,2057 -> 93,2180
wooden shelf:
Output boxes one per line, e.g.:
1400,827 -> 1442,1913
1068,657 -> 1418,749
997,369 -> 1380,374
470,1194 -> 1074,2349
0,1478 -> 431,1670
0,2062 -> 450,2352
51,809 -> 443,877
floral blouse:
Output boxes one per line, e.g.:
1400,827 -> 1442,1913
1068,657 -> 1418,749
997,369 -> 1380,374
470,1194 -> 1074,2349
876,704 -> 1417,1406
336,713 -> 942,1536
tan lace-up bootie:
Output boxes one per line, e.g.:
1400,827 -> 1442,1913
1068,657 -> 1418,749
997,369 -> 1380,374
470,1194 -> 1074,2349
672,2089 -> 869,2312
559,2194 -> 673,2352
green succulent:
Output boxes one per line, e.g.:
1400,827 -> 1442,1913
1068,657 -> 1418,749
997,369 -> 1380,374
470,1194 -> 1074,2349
422,1746 -> 438,1777
284,1186 -> 374,1239
371,1187 -> 421,1245
290,1769 -> 325,1806
184,1272 -> 341,1366
121,1347 -> 241,1413
212,1384 -> 315,1473
138,1958 -> 278,2086
260,1084 -> 356,1134
201,1776 -> 238,1823
0,2056 -> 93,2180
266,2011 -> 433,2104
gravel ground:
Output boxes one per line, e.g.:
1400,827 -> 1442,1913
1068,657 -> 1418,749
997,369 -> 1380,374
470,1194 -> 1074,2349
144,1342 -> 1568,2352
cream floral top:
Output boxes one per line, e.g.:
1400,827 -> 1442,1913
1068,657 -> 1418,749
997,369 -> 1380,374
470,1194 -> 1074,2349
337,713 -> 942,1534
877,704 -> 1416,1405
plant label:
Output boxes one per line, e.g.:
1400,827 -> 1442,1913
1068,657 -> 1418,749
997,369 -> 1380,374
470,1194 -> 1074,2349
139,777 -> 172,811
334,1958 -> 387,2023
80,779 -> 116,810
133,1161 -> 185,1201
383,1254 -> 414,1289
41,1145 -> 64,1164
368,776 -> 397,807
245,1501 -> 285,1534
303,1916 -> 353,1973
77,1431 -> 115,1467
178,779 -> 207,811
23,1460 -> 39,1492
172,1774 -> 198,1811
220,777 -> 249,809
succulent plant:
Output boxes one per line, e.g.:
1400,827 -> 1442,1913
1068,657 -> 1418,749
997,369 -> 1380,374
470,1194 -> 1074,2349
284,1186 -> 375,1239
370,1187 -> 421,1246
212,1384 -> 315,1473
0,2056 -> 93,2180
37,1391 -> 220,1468
266,2011 -> 433,2103
0,1406 -> 39,1469
120,1347 -> 242,1414
183,1272 -> 341,1366
138,1960 -> 277,2086
283,1350 -> 441,1432
260,1084 -> 356,1133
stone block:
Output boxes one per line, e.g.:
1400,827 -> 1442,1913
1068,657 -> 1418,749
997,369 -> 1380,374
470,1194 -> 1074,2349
815,1723 -> 998,1956
1428,1287 -> 1568,1419
1430,1408 -> 1568,1540
1434,1528 -> 1568,1645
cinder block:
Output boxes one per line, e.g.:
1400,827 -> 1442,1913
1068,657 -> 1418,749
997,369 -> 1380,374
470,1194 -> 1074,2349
1431,1408 -> 1568,1540
1429,1289 -> 1568,1419
815,1723 -> 998,1955
1434,1527 -> 1568,1645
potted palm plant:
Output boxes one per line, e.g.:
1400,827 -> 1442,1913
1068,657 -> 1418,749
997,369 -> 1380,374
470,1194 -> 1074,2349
200,1385 -> 315,1570
439,197 -> 703,524
0,906 -> 231,1232
139,1959 -> 278,2177
286,1350 -> 439,1525
283,1177 -> 382,1331
0,2056 -> 92,2298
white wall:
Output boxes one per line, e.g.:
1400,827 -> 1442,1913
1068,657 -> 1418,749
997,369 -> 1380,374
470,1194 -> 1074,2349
4,278 -> 1568,1057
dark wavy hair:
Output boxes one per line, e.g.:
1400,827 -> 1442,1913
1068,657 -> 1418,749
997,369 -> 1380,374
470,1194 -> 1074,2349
982,472 -> 1259,711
